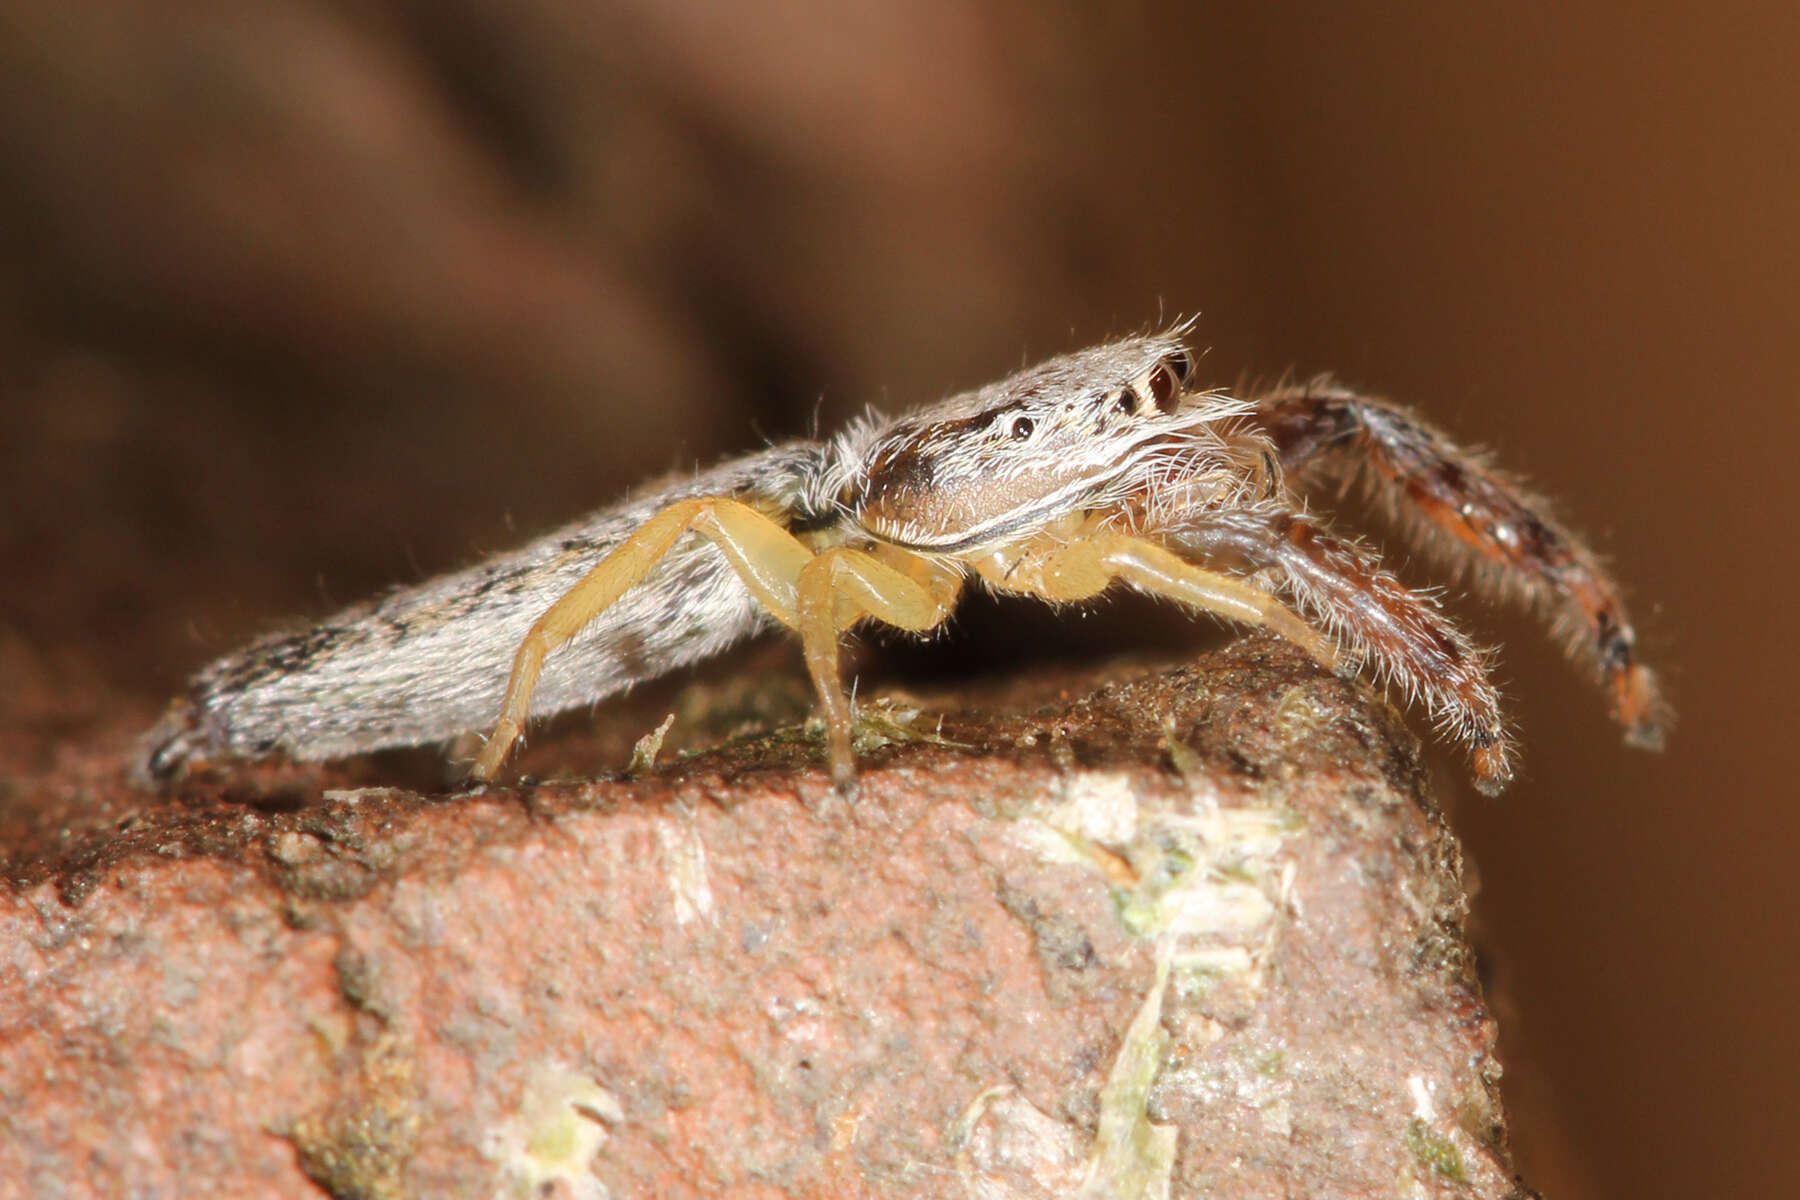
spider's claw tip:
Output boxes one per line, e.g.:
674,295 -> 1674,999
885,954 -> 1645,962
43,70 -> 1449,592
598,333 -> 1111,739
1472,771 -> 1512,798
1613,664 -> 1670,752
829,770 -> 860,802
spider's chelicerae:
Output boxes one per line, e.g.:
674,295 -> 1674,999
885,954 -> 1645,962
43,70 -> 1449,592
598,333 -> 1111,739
144,329 -> 1666,793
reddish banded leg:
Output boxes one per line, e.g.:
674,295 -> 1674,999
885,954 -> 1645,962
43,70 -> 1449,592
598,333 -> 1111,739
1256,380 -> 1667,748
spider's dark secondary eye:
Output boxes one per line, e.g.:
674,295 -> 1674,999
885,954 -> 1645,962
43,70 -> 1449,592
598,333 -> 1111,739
1112,388 -> 1138,415
1010,415 -> 1035,440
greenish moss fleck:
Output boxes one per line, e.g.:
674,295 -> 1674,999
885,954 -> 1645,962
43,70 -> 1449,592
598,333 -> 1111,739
1213,861 -> 1258,885
1082,950 -> 1176,1198
287,1038 -> 419,1200
524,1116 -> 580,1162
1113,891 -> 1160,938
1405,1117 -> 1466,1183
1159,845 -> 1195,877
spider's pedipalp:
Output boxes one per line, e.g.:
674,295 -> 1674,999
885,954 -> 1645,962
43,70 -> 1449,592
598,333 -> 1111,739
1254,379 -> 1668,750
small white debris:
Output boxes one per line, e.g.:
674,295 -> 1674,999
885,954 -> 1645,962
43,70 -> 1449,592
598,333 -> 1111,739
657,818 -> 714,926
1408,1074 -> 1436,1121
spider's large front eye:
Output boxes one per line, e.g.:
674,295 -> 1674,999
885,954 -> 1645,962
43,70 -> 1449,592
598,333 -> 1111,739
1145,357 -> 1186,414
1164,347 -> 1194,386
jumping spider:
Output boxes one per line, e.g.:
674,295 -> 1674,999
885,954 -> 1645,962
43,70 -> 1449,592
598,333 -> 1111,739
145,328 -> 1666,793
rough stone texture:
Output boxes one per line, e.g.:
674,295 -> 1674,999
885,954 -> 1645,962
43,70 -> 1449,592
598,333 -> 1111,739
1,637 -> 1530,1198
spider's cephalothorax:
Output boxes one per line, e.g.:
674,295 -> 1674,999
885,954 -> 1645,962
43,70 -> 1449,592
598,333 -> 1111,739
144,328 -> 1666,795
839,335 -> 1244,553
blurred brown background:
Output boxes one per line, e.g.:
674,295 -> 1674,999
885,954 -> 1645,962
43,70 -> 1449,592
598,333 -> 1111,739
1,3 -> 1793,1196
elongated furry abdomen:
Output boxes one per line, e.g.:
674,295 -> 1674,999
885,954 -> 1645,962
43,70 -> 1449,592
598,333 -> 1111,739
142,442 -> 831,777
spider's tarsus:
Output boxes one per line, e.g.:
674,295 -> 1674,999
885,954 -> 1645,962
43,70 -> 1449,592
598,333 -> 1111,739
1625,724 -> 1666,753
1471,742 -> 1515,796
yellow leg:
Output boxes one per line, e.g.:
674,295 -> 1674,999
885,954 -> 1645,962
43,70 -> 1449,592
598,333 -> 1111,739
471,496 -> 814,781
796,547 -> 962,788
981,532 -> 1342,672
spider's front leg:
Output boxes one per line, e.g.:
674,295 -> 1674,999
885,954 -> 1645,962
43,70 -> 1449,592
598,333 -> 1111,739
1256,380 -> 1668,748
975,527 -> 1343,674
1167,508 -> 1514,793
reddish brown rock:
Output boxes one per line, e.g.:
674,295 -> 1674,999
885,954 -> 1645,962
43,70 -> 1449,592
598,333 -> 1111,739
1,638 -> 1530,1198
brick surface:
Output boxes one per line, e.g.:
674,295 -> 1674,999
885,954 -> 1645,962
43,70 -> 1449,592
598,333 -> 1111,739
1,638 -> 1529,1198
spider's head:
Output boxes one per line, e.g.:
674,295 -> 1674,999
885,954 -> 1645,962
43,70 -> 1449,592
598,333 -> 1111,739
844,332 -> 1250,553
